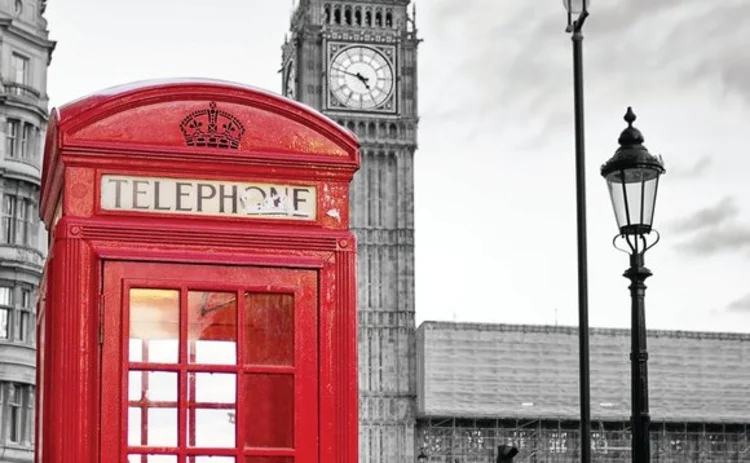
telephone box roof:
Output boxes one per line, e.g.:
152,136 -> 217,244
40,78 -> 360,224
54,78 -> 355,144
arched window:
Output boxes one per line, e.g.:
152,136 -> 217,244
385,11 -> 393,28
378,122 -> 386,136
346,121 -> 356,132
333,6 -> 341,25
344,6 -> 352,25
324,4 -> 331,24
389,123 -> 397,138
365,10 -> 372,27
357,122 -> 366,136
354,8 -> 362,26
375,10 -> 383,27
368,122 -> 376,138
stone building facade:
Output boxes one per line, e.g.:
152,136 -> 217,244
0,0 -> 54,461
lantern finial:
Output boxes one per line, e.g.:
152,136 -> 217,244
618,107 -> 644,147
624,107 -> 636,126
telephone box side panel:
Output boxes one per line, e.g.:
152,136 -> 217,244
35,259 -> 50,463
339,245 -> 358,462
40,109 -> 63,228
45,225 -> 100,462
319,242 -> 358,463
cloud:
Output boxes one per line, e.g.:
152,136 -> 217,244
419,0 -> 750,139
727,293 -> 750,312
668,156 -> 712,179
669,197 -> 739,234
676,225 -> 750,255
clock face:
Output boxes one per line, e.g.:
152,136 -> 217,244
329,46 -> 394,110
284,60 -> 296,99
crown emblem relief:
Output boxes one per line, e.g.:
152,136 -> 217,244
179,102 -> 245,149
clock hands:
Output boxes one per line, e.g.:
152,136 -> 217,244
332,67 -> 371,89
358,73 -> 371,90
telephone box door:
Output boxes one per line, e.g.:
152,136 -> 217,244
101,261 -> 318,463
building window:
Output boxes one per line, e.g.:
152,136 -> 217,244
11,54 -> 29,85
19,199 -> 34,246
34,126 -> 41,163
21,123 -> 33,160
26,388 -> 34,445
2,195 -> 35,246
19,289 -> 32,343
0,287 -> 11,340
7,119 -> 19,158
3,195 -> 16,243
8,384 -> 20,442
5,383 -> 34,445
16,198 -> 27,245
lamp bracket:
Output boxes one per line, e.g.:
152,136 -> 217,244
613,229 -> 660,256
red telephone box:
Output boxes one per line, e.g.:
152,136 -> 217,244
36,80 -> 360,463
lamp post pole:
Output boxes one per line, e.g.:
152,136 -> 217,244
564,1 -> 591,461
627,250 -> 652,462
601,108 -> 666,463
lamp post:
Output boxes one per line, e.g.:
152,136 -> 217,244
416,448 -> 428,462
563,1 -> 591,461
601,107 -> 665,463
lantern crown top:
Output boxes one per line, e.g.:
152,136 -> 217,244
602,107 -> 665,178
618,107 -> 645,147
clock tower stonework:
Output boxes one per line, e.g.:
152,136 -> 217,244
283,1 -> 420,461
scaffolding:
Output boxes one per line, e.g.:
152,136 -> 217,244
418,417 -> 750,462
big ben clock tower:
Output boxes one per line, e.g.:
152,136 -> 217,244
282,1 -> 420,461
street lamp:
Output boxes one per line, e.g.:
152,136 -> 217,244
601,107 -> 665,463
563,1 -> 592,461
416,448 -> 428,462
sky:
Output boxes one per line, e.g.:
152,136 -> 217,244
45,0 -> 750,333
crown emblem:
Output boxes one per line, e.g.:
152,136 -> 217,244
180,102 -> 245,149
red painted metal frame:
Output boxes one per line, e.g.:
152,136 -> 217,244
35,80 -> 360,463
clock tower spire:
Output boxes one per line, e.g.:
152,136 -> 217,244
283,1 -> 420,462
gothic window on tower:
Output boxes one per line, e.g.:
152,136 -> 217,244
344,6 -> 352,26
334,6 -> 341,25
365,10 -> 372,27
375,10 -> 383,27
324,4 -> 331,24
355,8 -> 362,26
386,10 -> 393,28
389,123 -> 397,138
